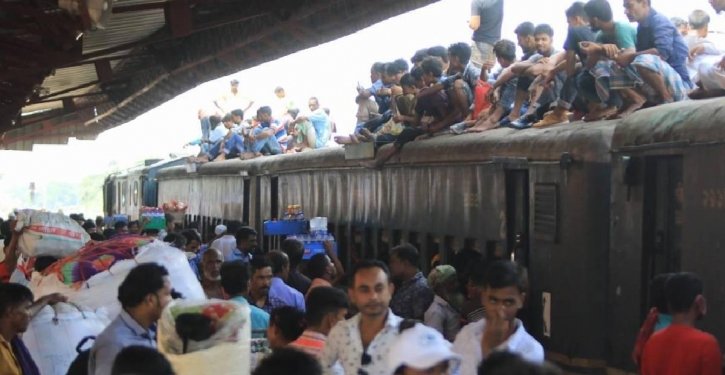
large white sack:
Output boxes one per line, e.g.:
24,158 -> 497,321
29,240 -> 206,319
158,299 -> 251,375
23,302 -> 111,375
14,209 -> 90,258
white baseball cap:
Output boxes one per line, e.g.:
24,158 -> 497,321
214,224 -> 227,236
387,322 -> 461,374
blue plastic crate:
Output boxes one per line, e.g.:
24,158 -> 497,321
302,240 -> 338,260
263,220 -> 308,235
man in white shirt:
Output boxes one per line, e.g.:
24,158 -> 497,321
320,260 -> 401,375
210,222 -> 239,257
452,260 -> 543,374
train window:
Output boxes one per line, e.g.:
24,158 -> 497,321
534,183 -> 558,243
133,181 -> 139,206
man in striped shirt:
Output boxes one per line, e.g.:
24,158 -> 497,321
289,286 -> 349,358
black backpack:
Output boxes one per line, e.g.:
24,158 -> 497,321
65,336 -> 96,375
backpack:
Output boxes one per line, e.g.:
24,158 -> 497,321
65,336 -> 96,375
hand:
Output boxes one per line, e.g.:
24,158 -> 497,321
323,240 -> 335,256
481,308 -> 511,357
689,45 -> 706,61
719,56 -> 725,71
487,87 -> 500,104
482,60 -> 495,72
393,114 -> 404,123
39,293 -> 67,306
538,57 -> 550,65
602,44 -> 619,59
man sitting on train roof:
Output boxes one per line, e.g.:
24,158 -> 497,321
583,0 -> 690,113
532,2 -> 596,128
243,107 -> 283,157
489,24 -> 567,129
686,8 -> 725,99
361,57 -> 462,169
289,97 -> 333,150
195,113 -> 251,162
335,73 -> 418,147
465,39 -> 520,132
574,0 -> 642,120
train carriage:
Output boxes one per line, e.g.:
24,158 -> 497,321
108,97 -> 725,373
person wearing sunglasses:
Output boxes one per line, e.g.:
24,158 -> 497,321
320,260 -> 401,375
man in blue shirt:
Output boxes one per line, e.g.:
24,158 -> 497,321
89,263 -> 173,375
621,0 -> 692,87
267,251 -> 306,312
220,260 -> 270,338
223,226 -> 257,263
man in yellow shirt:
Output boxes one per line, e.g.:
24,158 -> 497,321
214,79 -> 254,114
0,283 -> 65,375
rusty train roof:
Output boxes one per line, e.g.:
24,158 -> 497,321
0,0 -> 438,151
154,98 -> 725,178
612,97 -> 725,151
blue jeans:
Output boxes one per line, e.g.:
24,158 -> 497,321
199,117 -> 212,153
207,133 -> 246,159
250,128 -> 282,155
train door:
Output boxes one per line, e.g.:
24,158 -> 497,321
506,169 -> 530,266
640,156 -> 683,316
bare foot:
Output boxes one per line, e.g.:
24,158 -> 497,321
360,160 -> 382,170
583,106 -> 619,122
466,120 -> 498,133
359,128 -> 375,141
334,135 -> 356,145
609,100 -> 645,119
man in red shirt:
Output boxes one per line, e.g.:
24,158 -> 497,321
641,272 -> 722,375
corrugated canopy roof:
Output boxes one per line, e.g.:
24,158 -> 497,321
0,0 -> 438,150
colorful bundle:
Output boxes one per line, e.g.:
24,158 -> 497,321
162,200 -> 188,212
41,235 -> 153,288
159,299 -> 248,356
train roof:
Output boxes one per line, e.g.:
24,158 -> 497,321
109,157 -> 187,179
155,98 -> 725,178
612,97 -> 725,152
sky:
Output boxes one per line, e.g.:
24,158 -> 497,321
0,0 -> 723,216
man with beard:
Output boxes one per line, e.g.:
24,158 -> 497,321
321,260 -> 402,375
388,244 -> 434,320
200,248 -> 224,299
247,256 -> 275,313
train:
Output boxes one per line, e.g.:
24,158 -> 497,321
104,97 -> 725,373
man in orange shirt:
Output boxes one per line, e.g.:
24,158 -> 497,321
289,286 -> 348,359
641,272 -> 722,375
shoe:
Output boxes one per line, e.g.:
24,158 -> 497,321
498,117 -> 512,128
450,122 -> 467,135
509,115 -> 534,130
533,110 -> 570,128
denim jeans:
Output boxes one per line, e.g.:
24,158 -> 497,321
250,128 -> 282,155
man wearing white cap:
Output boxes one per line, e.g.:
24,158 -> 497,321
210,222 -> 238,259
387,321 -> 461,375
213,224 -> 227,239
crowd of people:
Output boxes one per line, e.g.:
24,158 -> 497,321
187,83 -> 338,162
1,210 -> 721,375
185,0 -> 725,168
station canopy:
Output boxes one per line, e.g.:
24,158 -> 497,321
0,0 -> 436,150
